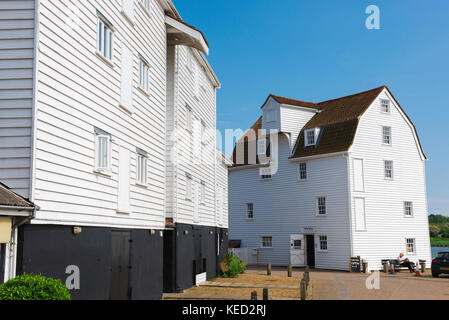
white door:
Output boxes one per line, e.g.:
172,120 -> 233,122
290,234 -> 305,267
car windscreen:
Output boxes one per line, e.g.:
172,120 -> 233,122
436,252 -> 449,259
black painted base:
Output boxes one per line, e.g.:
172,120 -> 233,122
163,223 -> 228,293
16,224 -> 163,300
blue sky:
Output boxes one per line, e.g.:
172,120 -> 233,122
174,0 -> 449,215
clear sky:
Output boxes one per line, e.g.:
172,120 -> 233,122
173,0 -> 449,216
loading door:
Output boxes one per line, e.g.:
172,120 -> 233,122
290,234 -> 305,267
110,230 -> 131,300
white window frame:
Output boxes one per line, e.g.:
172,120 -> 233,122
404,201 -> 414,217
246,203 -> 254,220
317,197 -> 327,216
406,238 -> 416,254
261,236 -> 273,248
304,128 -> 320,147
185,173 -> 192,200
94,130 -> 112,175
382,126 -> 392,145
318,235 -> 328,252
136,149 -> 148,186
381,99 -> 390,113
96,12 -> 114,63
384,160 -> 393,180
139,0 -> 151,14
298,162 -> 307,181
138,55 -> 150,94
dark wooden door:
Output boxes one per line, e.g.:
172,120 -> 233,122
110,230 -> 131,300
306,235 -> 315,268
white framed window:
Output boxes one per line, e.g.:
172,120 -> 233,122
384,160 -> 393,179
406,238 -> 416,254
200,181 -> 206,204
185,173 -> 192,200
136,148 -> 148,186
261,236 -> 272,248
381,99 -> 390,113
94,128 -> 111,174
404,201 -> 413,217
317,197 -> 326,216
246,203 -> 254,219
318,235 -> 328,251
185,104 -> 193,132
97,11 -> 113,62
138,55 -> 150,93
257,138 -> 267,155
382,126 -> 391,145
139,0 -> 151,13
260,174 -> 272,180
298,162 -> 307,181
305,128 -> 320,147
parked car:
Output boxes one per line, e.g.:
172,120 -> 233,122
431,252 -> 449,277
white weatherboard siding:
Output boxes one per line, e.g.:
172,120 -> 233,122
31,0 -> 167,229
167,45 -> 218,227
0,0 -> 36,199
215,151 -> 229,229
279,105 -> 316,148
229,134 -> 351,270
261,98 -> 280,132
349,89 -> 431,270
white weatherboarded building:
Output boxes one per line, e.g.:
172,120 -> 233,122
229,86 -> 431,271
0,0 -> 227,299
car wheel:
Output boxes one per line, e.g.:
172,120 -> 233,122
432,273 -> 439,278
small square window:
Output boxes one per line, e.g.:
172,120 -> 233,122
261,236 -> 272,248
305,129 -> 315,146
381,99 -> 390,113
319,235 -> 328,251
384,160 -> 393,179
404,201 -> 413,216
406,238 -> 415,254
382,126 -> 391,145
299,162 -> 307,180
246,203 -> 254,219
317,197 -> 326,216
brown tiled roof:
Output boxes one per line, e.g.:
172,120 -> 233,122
0,182 -> 35,208
262,94 -> 318,110
232,85 -> 426,166
232,117 -> 274,167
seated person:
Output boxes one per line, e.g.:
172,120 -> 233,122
398,253 -> 414,272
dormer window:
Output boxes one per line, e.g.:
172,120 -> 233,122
265,109 -> 275,123
381,99 -> 390,113
304,128 -> 320,147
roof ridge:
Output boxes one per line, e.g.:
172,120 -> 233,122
317,85 -> 386,106
270,94 -> 317,105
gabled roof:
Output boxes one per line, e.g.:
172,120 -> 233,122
0,182 -> 36,209
232,86 -> 427,167
261,94 -> 318,110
